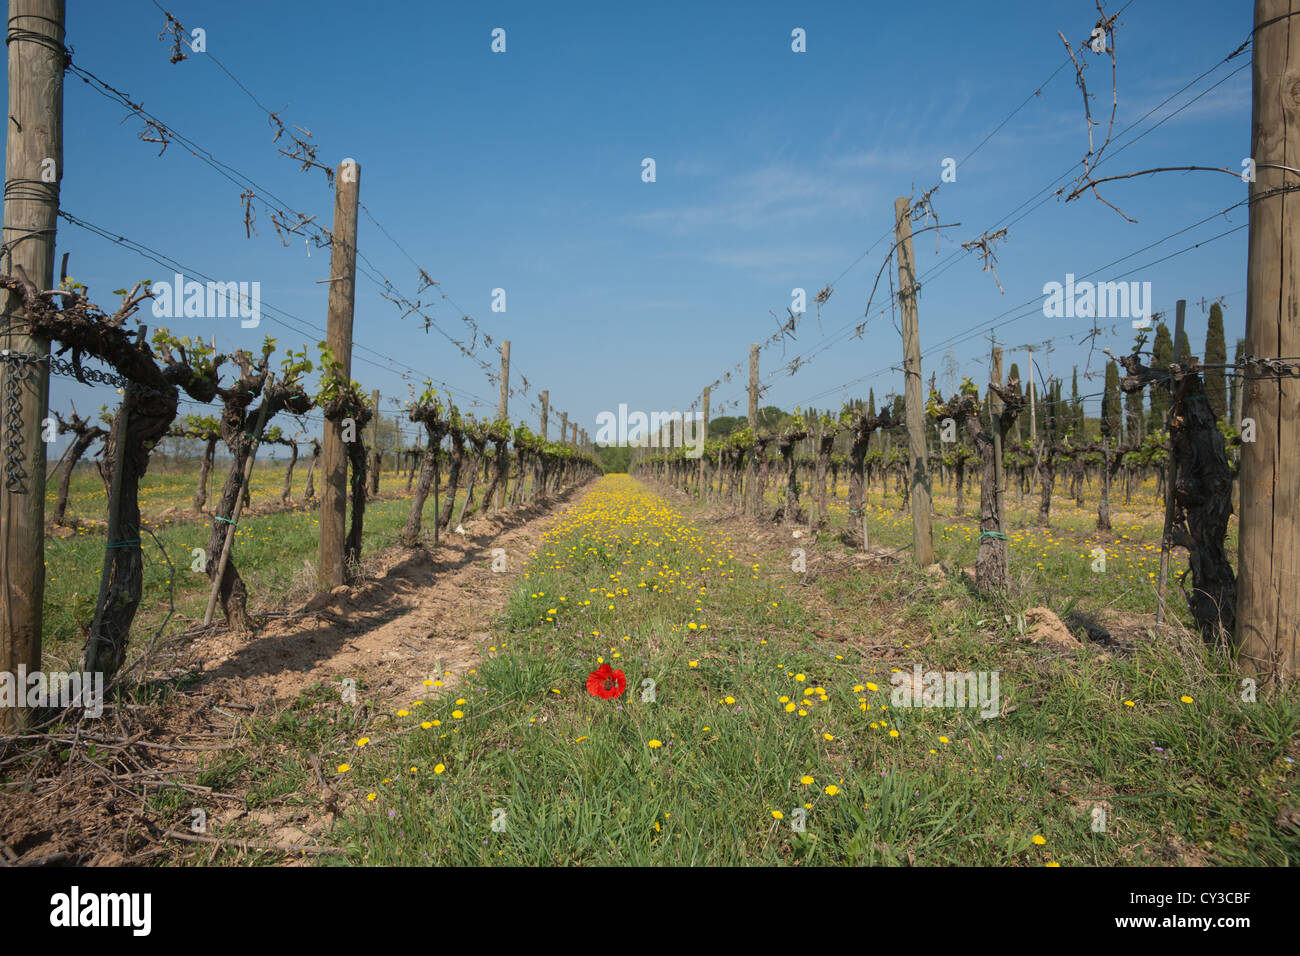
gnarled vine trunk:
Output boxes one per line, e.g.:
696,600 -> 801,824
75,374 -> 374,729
194,436 -> 218,512
439,430 -> 465,529
280,439 -> 299,505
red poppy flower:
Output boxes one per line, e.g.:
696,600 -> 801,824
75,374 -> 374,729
586,663 -> 626,699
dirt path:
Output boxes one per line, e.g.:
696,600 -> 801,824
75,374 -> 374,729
181,481 -> 595,706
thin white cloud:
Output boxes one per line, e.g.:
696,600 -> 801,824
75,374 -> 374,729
628,162 -> 878,233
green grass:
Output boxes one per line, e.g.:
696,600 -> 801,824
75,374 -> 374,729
290,475 -> 1297,866
37,464 -> 1290,866
775,472 -> 1230,620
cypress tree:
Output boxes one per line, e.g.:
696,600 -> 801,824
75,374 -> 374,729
1204,303 -> 1227,420
1124,385 -> 1143,446
1046,380 -> 1061,442
1147,321 -> 1173,433
1102,360 -> 1121,439
1070,367 -> 1081,438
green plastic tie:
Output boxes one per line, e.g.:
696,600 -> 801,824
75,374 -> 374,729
979,530 -> 1007,541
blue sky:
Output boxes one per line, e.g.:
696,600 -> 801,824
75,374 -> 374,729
16,0 -> 1252,453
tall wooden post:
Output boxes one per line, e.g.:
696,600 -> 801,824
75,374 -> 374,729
571,422 -> 578,446
1239,0 -> 1300,683
667,415 -> 675,487
496,340 -> 510,507
539,390 -> 549,440
747,344 -> 759,513
317,158 -> 360,591
368,388 -> 381,497
990,346 -> 1007,534
1026,346 -> 1037,443
1156,300 -> 1186,625
560,411 -> 568,447
0,0 -> 64,729
701,385 -> 710,499
895,197 -> 934,566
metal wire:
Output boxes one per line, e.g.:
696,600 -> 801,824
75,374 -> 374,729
0,348 -> 38,492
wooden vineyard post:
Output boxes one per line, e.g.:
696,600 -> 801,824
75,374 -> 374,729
0,0 -> 64,730
497,340 -> 509,508
1238,0 -> 1300,683
560,411 -> 568,448
667,414 -> 675,487
895,197 -> 934,566
540,390 -> 549,440
701,386 -> 710,499
990,346 -> 1007,534
1156,299 -> 1186,625
318,158 -> 360,591
368,388 -> 381,497
747,344 -> 759,515
1026,346 -> 1037,445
